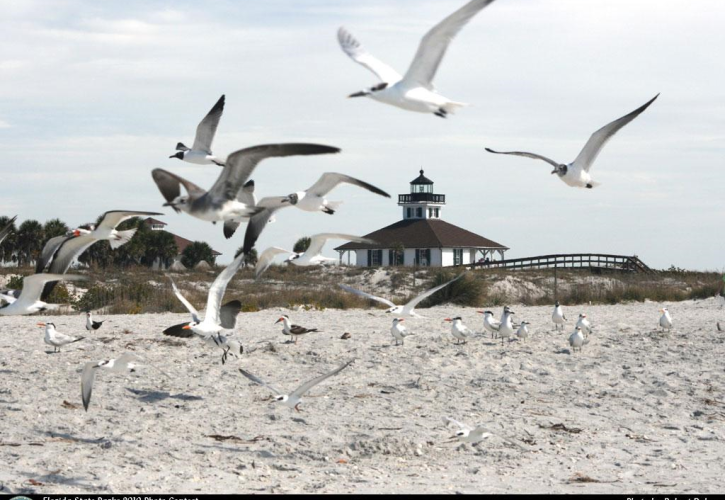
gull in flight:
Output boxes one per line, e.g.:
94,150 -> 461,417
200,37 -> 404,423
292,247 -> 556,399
239,359 -> 354,412
339,273 -> 465,318
516,321 -> 530,342
476,310 -> 500,338
0,274 -> 87,316
443,417 -> 524,448
568,326 -> 589,353
39,210 -> 162,299
486,94 -> 659,188
390,317 -> 415,346
38,322 -> 84,353
86,312 -> 105,331
444,316 -> 473,344
153,143 -> 340,239
338,0 -> 497,117
659,307 -> 673,332
241,173 -> 389,255
275,315 -> 319,344
81,352 -> 167,412
0,216 -> 16,245
170,94 -> 226,166
163,262 -> 244,364
35,227 -> 83,273
255,233 -> 374,279
552,301 -> 566,331
576,313 -> 592,338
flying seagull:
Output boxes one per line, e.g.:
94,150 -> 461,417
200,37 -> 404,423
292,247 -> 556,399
0,273 -> 87,316
338,273 -> 465,318
241,174 -> 389,254
255,233 -> 374,279
40,210 -> 162,299
0,216 -> 16,245
81,352 -> 167,412
170,94 -> 226,166
338,0 -> 497,117
153,143 -> 341,239
239,359 -> 354,411
163,259 -> 244,364
38,322 -> 84,353
485,94 -> 659,188
275,315 -> 319,344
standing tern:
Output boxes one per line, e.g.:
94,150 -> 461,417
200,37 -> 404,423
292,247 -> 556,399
476,310 -> 500,338
552,301 -> 566,331
659,307 -> 673,331
0,274 -> 87,316
444,316 -> 473,344
568,326 -> 588,353
516,321 -> 530,342
576,313 -> 592,338
239,359 -> 354,412
0,216 -> 16,245
170,94 -> 226,166
81,352 -> 167,412
162,261 -> 244,364
153,143 -> 340,239
486,94 -> 659,188
390,317 -> 415,346
241,173 -> 389,254
338,0 -> 497,117
338,272 -> 465,318
86,312 -> 105,331
498,308 -> 517,345
443,417 -> 524,448
255,233 -> 374,279
275,315 -> 319,344
38,322 -> 84,353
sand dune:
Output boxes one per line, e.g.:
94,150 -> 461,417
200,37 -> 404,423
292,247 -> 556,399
1,298 -> 723,494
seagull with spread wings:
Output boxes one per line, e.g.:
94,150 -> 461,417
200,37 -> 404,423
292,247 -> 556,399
339,273 -> 465,318
153,143 -> 340,239
0,273 -> 87,316
338,0 -> 497,117
170,94 -> 227,166
486,94 -> 659,188
239,359 -> 354,411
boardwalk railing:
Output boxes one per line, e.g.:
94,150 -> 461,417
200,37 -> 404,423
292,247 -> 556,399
451,253 -> 653,273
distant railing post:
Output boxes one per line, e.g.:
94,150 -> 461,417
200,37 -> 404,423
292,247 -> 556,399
554,264 -> 558,302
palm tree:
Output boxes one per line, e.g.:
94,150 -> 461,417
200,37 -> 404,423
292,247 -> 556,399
0,215 -> 18,264
181,241 -> 216,268
43,218 -> 70,239
16,219 -> 44,266
144,230 -> 178,268
236,246 -> 258,267
293,236 -> 311,253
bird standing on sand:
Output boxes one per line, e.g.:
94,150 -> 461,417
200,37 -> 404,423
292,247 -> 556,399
275,315 -> 319,344
568,327 -> 588,353
485,94 -> 659,189
338,0 -> 497,117
443,417 -> 524,449
444,316 -> 473,344
576,313 -> 592,337
516,321 -> 530,342
38,322 -> 84,352
498,308 -> 517,345
477,310 -> 500,339
659,307 -> 673,331
86,312 -> 105,331
169,94 -> 227,166
391,318 -> 414,346
552,302 -> 566,331
239,359 -> 355,412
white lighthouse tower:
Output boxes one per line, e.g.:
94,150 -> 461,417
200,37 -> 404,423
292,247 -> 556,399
399,169 -> 445,220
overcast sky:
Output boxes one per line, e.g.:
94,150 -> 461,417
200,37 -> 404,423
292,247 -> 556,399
1,0 -> 722,271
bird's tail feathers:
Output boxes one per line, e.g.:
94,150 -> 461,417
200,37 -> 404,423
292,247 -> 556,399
442,101 -> 468,114
110,229 -> 137,249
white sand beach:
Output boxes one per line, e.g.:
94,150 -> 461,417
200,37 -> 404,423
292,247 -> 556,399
1,298 -> 723,494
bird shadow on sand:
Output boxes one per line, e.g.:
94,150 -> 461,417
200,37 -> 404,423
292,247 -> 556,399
39,430 -> 107,444
18,470 -> 98,489
125,388 -> 203,403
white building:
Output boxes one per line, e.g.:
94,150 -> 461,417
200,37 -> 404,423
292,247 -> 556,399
335,170 -> 508,267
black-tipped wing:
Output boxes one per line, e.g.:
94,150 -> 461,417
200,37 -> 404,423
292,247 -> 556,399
573,94 -> 659,172
291,359 -> 354,399
151,168 -> 207,203
220,300 -> 242,330
192,94 -> 225,154
485,147 -> 560,169
209,144 -> 341,203
81,362 -> 99,411
241,197 -> 290,255
162,322 -> 194,338
306,172 -> 390,198
239,368 -> 282,396
97,210 -> 163,231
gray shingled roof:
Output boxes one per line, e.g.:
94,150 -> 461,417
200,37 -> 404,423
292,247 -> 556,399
335,218 -> 508,251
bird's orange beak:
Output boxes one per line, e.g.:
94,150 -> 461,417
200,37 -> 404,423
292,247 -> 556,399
37,322 -> 45,327
182,325 -> 191,330
73,229 -> 81,237
275,317 -> 284,324
444,318 -> 452,322
476,311 -> 484,314
399,318 -> 404,322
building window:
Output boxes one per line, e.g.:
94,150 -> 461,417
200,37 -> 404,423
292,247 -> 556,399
415,249 -> 431,267
367,249 -> 382,266
453,248 -> 463,266
434,208 -> 440,218
388,249 -> 404,266
416,207 -> 422,218
428,208 -> 433,218
406,207 -> 412,219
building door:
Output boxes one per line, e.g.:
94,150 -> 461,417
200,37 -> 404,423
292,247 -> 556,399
415,249 -> 431,267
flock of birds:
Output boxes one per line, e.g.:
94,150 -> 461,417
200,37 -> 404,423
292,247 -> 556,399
0,0 -> 686,443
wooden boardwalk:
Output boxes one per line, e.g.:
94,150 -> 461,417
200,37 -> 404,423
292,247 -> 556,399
451,253 -> 653,273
